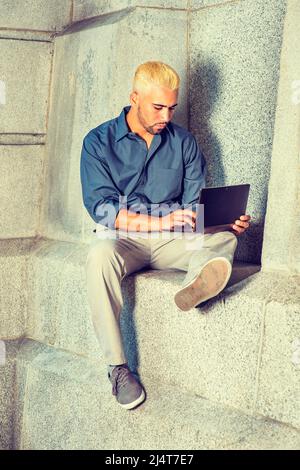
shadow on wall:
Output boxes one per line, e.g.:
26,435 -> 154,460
188,60 -> 273,265
189,61 -> 225,189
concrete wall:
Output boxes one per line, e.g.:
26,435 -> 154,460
0,0 -> 72,238
0,39 -> 52,238
0,0 -> 72,31
0,0 -> 288,264
261,0 -> 300,273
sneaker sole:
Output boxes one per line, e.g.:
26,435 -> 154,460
119,388 -> 146,410
174,257 -> 232,312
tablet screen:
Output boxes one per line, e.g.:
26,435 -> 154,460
198,184 -> 250,228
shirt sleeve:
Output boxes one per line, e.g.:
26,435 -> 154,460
181,134 -> 207,212
80,131 -> 126,229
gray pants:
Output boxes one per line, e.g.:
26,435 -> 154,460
85,229 -> 238,365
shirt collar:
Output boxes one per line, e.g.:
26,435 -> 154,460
115,105 -> 174,142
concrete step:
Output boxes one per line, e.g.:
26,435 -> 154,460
9,339 -> 300,450
0,237 -> 299,429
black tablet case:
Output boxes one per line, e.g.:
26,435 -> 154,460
199,184 -> 250,228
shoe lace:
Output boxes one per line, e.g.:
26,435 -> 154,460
111,366 -> 131,396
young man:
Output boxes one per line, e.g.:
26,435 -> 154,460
80,61 -> 250,410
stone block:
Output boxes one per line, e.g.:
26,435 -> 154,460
53,243 -> 102,358
73,0 -> 188,22
26,239 -> 83,346
0,0 -> 71,31
0,238 -> 39,339
20,236 -> 286,418
15,340 -> 300,449
13,339 -> 50,450
256,274 -> 300,429
127,270 -> 280,413
261,0 -> 300,273
0,146 -> 44,237
0,39 -> 52,134
2,235 -> 297,427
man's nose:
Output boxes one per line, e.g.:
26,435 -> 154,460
160,108 -> 171,123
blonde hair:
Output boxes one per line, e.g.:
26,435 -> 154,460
133,61 -> 180,94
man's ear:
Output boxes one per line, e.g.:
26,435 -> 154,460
130,91 -> 139,107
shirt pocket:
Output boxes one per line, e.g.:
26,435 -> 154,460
149,168 -> 182,202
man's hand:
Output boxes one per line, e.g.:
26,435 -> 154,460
115,208 -> 196,233
161,209 -> 196,232
230,214 -> 251,236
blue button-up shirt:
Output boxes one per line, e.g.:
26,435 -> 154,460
80,105 -> 207,230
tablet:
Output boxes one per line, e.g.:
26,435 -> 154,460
197,183 -> 250,230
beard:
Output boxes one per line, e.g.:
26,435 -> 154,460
137,106 -> 164,135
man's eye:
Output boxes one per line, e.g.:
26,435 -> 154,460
154,107 -> 176,111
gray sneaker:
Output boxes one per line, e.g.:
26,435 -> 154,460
108,364 -> 146,410
174,257 -> 232,311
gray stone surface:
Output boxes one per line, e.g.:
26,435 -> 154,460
13,339 -> 48,450
41,8 -> 187,243
0,146 -> 44,238
128,270 -> 278,413
21,237 -> 264,412
189,0 -> 287,264
256,274 -> 300,429
54,243 -> 102,357
15,340 -> 300,450
261,0 -> 300,273
73,0 -> 188,22
0,238 -> 39,339
26,239 -> 85,347
0,39 -> 53,134
1,235 -> 298,428
0,0 -> 72,31
0,340 -> 20,450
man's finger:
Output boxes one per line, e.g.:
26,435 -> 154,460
232,224 -> 244,234
240,214 -> 251,221
235,220 -> 249,228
